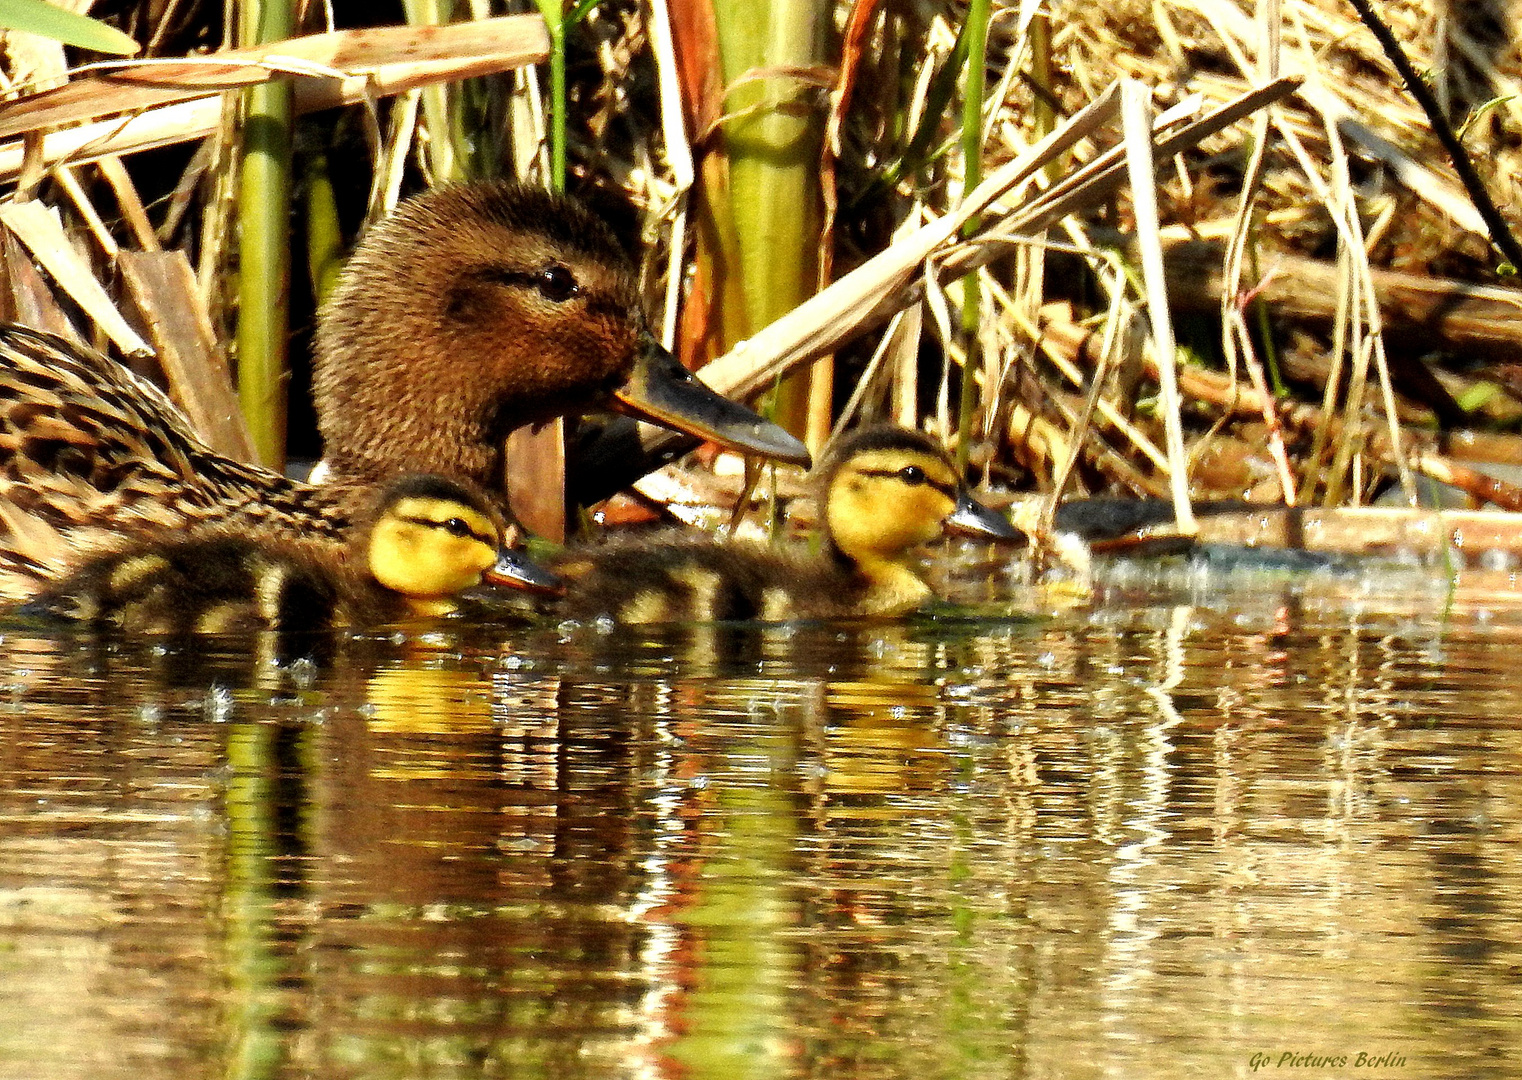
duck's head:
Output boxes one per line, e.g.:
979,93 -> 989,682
362,474 -> 562,616
315,183 -> 809,490
819,426 -> 1016,575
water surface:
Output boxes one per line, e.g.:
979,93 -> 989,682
1,554 -> 1519,1079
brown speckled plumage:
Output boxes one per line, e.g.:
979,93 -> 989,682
315,183 -> 648,493
0,326 -> 359,598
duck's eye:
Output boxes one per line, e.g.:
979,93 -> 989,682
441,517 -> 474,539
536,265 -> 580,303
897,465 -> 927,485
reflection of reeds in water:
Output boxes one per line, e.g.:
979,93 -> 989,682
1,601 -> 1522,1068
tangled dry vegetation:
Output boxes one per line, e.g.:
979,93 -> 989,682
2,0 -> 1522,563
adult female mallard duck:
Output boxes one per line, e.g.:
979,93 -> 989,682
22,473 -> 559,634
553,425 -> 1017,623
0,182 -> 805,595
312,182 -> 809,490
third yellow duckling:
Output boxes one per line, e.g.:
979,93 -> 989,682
553,425 -> 1016,623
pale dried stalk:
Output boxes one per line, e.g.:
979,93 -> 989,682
1183,0 -> 1485,233
0,199 -> 150,355
1213,0 -> 1297,504
53,164 -> 118,257
0,42 -> 549,180
646,0 -> 693,350
0,16 -> 550,136
1120,79 -> 1195,532
699,80 -> 1129,400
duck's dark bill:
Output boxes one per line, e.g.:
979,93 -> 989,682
946,491 -> 1019,541
483,548 -> 565,596
612,336 -> 812,466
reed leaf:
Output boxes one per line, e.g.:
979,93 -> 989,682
0,0 -> 138,55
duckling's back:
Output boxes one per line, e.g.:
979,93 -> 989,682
554,533 -> 870,624
25,534 -> 351,636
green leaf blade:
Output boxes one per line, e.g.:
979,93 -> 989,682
0,0 -> 140,56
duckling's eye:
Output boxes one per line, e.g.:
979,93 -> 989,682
441,517 -> 474,539
897,465 -> 927,486
536,265 -> 580,303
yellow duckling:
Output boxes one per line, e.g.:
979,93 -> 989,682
22,474 -> 558,634
554,425 -> 1016,623
0,182 -> 805,596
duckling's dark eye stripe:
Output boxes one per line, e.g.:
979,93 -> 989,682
399,515 -> 495,546
857,467 -> 956,497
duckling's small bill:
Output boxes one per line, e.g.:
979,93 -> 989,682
946,490 -> 1018,540
483,548 -> 565,596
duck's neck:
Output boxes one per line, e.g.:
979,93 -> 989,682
326,412 -> 508,506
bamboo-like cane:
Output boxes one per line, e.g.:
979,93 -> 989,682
236,0 -> 295,470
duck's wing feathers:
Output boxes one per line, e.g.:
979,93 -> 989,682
0,327 -> 351,598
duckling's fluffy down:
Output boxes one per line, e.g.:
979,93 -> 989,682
553,532 -> 875,624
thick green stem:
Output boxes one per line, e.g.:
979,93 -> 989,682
303,150 -> 343,308
534,0 -> 567,191
711,0 -> 831,438
236,0 -> 294,470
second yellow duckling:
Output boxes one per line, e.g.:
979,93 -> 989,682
553,425 -> 1016,623
23,474 -> 557,634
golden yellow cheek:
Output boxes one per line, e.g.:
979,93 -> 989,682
369,522 -> 497,601
831,480 -> 955,557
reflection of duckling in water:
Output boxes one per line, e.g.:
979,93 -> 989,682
24,474 -> 559,634
555,425 -> 1017,623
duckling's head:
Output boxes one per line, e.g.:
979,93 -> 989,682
316,184 -> 809,491
818,426 -> 1015,575
362,474 -> 556,616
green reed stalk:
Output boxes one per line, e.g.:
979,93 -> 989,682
710,0 -> 831,439
533,0 -> 567,191
236,0 -> 294,469
303,150 -> 343,307
955,0 -> 991,470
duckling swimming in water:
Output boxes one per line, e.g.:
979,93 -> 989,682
554,425 -> 1016,623
23,474 -> 557,634
0,182 -> 805,596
